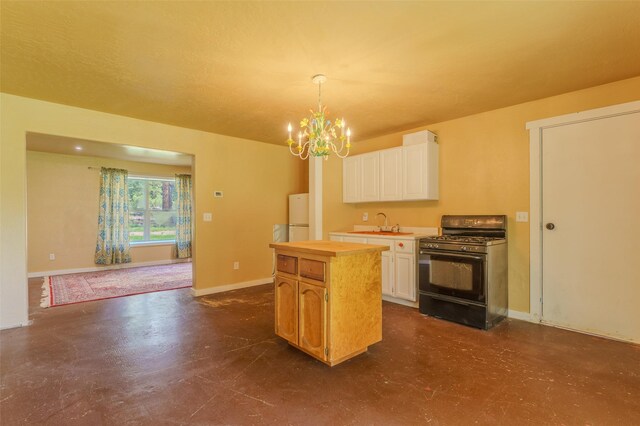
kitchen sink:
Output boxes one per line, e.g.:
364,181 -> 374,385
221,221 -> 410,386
347,231 -> 413,236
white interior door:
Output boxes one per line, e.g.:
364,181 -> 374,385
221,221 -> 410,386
541,112 -> 640,343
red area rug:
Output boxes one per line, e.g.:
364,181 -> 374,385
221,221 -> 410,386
41,262 -> 192,307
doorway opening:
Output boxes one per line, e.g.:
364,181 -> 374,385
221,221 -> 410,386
26,132 -> 195,312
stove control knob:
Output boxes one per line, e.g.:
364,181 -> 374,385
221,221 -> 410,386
435,244 -> 439,249
461,246 -> 467,251
427,244 -> 433,248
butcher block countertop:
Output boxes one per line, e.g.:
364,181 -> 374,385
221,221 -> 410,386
269,240 -> 389,257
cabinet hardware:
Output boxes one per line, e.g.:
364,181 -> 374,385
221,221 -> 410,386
325,347 -> 329,356
325,293 -> 328,302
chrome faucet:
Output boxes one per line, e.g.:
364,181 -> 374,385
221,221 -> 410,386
376,212 -> 388,231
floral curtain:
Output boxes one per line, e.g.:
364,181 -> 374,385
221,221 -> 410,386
175,174 -> 192,259
94,168 -> 131,265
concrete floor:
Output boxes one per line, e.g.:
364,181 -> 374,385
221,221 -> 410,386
1,279 -> 639,425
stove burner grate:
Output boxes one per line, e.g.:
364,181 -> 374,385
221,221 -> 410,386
425,235 -> 504,244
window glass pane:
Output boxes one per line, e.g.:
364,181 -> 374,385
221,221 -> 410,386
150,210 -> 176,241
148,181 -> 175,210
128,179 -> 146,210
129,211 -> 144,242
127,177 -> 176,243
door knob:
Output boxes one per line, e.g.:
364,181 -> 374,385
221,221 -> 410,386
546,223 -> 555,230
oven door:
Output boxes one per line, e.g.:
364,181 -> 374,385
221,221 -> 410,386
419,250 -> 486,303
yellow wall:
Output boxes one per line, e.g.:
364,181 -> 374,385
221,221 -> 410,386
26,151 -> 191,273
323,76 -> 640,313
0,93 -> 306,327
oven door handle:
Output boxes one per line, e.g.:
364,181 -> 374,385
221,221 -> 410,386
419,250 -> 484,261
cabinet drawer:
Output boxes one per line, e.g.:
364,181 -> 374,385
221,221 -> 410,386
367,238 -> 393,250
394,239 -> 414,253
277,255 -> 298,275
300,258 -> 325,282
342,236 -> 368,244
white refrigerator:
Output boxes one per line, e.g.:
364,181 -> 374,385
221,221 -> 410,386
288,193 -> 309,242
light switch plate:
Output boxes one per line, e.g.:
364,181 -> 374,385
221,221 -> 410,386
516,212 -> 529,222
203,212 -> 213,222
362,212 -> 368,222
214,191 -> 223,198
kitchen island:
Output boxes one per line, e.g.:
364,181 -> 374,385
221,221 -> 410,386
269,240 -> 389,366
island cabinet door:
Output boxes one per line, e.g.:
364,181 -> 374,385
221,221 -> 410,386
298,282 -> 327,360
275,276 -> 298,344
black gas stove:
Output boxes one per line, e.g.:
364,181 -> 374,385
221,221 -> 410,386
418,215 -> 508,329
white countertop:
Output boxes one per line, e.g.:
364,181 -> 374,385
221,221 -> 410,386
329,225 -> 439,240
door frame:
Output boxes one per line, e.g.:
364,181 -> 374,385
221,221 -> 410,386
525,100 -> 640,323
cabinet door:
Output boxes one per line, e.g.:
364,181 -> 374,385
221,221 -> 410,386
298,282 -> 327,360
368,238 -> 394,296
394,253 -> 416,301
380,147 -> 402,201
343,156 -> 362,203
275,276 -> 298,344
402,143 -> 439,200
381,252 -> 394,296
360,152 -> 380,202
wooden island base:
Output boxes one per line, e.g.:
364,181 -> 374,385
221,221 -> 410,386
269,240 -> 389,366
289,344 -> 367,367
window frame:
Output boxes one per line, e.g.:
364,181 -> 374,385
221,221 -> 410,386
128,175 -> 177,245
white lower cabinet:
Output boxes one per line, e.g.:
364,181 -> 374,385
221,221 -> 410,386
394,252 -> 416,301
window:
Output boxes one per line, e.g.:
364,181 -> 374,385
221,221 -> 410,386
128,177 -> 176,243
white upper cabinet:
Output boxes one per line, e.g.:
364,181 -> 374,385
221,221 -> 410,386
360,152 -> 380,202
342,130 -> 439,203
402,141 -> 439,200
379,147 -> 402,201
343,156 -> 361,203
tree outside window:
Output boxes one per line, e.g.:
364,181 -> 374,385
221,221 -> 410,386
128,177 -> 177,243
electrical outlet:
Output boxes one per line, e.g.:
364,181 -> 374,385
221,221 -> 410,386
516,212 -> 529,222
362,212 -> 368,222
233,261 -> 240,270
49,253 -> 55,261
214,191 -> 223,198
203,212 -> 212,222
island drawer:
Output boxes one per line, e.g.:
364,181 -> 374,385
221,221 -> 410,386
300,258 -> 325,282
277,255 -> 298,275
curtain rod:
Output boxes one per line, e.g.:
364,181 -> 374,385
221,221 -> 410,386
87,167 -> 191,178
87,166 -> 191,176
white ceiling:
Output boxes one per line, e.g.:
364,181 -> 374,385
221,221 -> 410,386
2,1 -> 640,146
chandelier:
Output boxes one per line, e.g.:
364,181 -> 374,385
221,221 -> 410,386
287,74 -> 351,160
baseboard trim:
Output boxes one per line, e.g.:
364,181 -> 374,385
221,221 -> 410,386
382,295 -> 418,308
1,320 -> 33,330
28,259 -> 192,278
508,309 -> 536,322
191,277 -> 274,297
